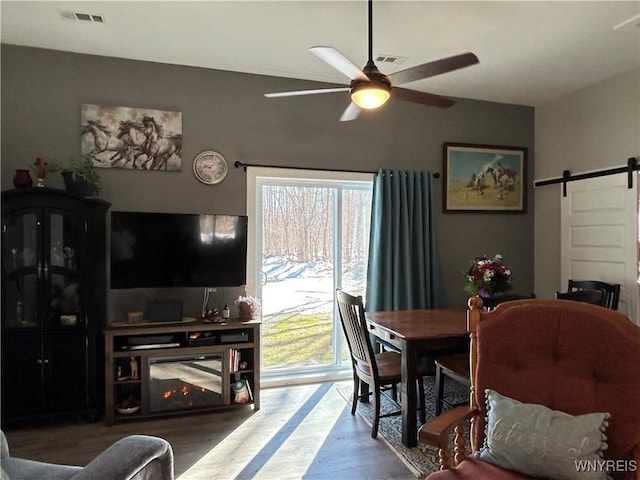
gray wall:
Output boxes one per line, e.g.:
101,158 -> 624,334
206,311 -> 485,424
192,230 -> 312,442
534,69 -> 640,300
1,45 -> 535,316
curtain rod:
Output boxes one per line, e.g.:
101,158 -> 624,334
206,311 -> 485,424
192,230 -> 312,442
534,157 -> 637,196
233,161 -> 441,178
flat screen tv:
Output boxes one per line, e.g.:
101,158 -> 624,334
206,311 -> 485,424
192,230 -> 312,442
110,211 -> 247,289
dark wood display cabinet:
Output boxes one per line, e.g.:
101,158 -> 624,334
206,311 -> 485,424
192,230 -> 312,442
1,188 -> 110,426
104,319 -> 261,425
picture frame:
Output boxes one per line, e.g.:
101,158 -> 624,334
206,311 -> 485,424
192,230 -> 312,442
81,104 -> 183,172
443,142 -> 527,213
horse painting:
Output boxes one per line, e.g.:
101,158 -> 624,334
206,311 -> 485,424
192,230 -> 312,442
495,165 -> 519,198
444,143 -> 526,212
80,104 -> 183,171
471,172 -> 487,195
497,166 -> 518,187
479,155 -> 504,188
115,120 -> 148,169
81,120 -> 127,165
141,116 -> 183,171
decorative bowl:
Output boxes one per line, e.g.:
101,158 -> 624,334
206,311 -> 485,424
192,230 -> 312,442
116,404 -> 140,415
116,397 -> 140,415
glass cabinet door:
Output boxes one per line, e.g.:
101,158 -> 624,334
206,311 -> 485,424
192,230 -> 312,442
46,209 -> 86,330
2,206 -> 87,331
2,209 -> 40,330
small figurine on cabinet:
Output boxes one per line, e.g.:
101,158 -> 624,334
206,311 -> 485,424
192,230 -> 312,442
63,247 -> 76,269
232,380 -> 251,404
130,357 -> 139,379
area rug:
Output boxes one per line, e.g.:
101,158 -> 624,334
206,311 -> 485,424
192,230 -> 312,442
336,376 -> 470,478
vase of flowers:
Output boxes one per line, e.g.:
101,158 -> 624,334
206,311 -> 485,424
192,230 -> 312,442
235,293 -> 261,320
30,156 -> 51,187
464,254 -> 512,298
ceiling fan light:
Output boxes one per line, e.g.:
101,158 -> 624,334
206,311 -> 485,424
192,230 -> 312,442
351,85 -> 391,109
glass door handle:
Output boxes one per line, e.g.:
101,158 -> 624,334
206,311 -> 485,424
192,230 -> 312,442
37,261 -> 49,279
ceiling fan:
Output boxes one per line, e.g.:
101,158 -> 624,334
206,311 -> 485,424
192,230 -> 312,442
264,0 -> 480,121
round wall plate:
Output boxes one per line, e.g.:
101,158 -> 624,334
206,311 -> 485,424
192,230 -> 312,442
193,151 -> 228,185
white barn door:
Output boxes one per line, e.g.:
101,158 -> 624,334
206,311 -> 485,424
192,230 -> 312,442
561,173 -> 638,323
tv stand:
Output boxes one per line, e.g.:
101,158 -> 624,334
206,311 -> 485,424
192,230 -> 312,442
108,316 -> 198,328
104,318 -> 260,425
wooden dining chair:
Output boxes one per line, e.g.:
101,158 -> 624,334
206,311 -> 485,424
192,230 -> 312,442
433,293 -> 534,416
434,354 -> 470,415
567,279 -> 621,310
555,288 -> 604,305
336,289 -> 426,438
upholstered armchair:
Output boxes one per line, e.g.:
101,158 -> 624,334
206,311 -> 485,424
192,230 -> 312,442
1,430 -> 174,480
419,297 -> 640,480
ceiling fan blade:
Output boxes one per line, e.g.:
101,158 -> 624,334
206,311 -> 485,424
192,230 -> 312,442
393,87 -> 456,108
389,52 -> 479,86
310,46 -> 369,81
265,87 -> 349,98
339,102 -> 362,122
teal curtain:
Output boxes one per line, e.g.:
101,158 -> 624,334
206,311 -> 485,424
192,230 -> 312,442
365,169 -> 443,311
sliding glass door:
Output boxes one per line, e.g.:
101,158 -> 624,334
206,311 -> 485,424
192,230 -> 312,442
247,168 -> 373,380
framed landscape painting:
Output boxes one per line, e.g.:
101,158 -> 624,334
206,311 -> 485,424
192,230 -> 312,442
443,143 -> 527,213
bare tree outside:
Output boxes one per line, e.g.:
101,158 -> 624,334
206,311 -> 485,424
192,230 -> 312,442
260,183 -> 372,370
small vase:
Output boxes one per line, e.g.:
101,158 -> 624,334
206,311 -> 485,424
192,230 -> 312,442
13,169 -> 33,188
36,177 -> 45,188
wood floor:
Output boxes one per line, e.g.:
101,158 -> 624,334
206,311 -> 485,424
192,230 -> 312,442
3,382 -> 416,479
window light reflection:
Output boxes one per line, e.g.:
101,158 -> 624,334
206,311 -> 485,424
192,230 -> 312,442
199,215 -> 238,244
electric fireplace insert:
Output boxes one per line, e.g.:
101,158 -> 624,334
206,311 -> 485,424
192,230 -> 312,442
149,353 -> 223,413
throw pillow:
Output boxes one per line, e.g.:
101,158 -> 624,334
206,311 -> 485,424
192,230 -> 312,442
476,389 -> 610,480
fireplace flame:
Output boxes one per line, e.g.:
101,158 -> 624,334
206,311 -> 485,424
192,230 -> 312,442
163,385 -> 194,399
153,381 -> 220,413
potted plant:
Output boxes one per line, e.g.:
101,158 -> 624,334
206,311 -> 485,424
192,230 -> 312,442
59,157 -> 101,196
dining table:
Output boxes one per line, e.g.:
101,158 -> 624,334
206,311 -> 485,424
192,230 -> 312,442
364,308 -> 469,447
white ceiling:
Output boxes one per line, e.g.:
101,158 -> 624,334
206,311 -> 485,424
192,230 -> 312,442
2,1 -> 639,107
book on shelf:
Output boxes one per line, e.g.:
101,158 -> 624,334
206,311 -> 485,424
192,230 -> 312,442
244,377 -> 253,402
230,348 -> 241,373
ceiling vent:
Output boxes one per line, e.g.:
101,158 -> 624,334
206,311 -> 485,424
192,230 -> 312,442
60,11 -> 106,23
375,54 -> 407,65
